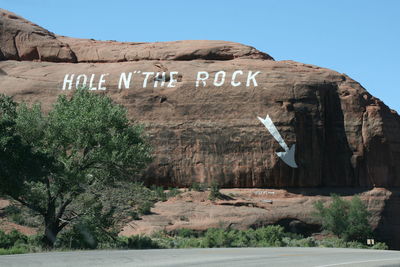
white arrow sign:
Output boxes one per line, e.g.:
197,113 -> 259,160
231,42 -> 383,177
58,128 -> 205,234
258,115 -> 298,168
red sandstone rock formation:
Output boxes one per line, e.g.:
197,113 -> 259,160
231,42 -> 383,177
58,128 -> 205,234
0,8 -> 399,188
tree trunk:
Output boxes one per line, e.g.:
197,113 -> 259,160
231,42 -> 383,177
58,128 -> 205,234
41,199 -> 60,248
41,197 -> 73,248
42,219 -> 60,248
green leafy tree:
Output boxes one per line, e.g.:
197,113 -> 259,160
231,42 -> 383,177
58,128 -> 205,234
314,194 -> 372,242
345,196 -> 372,242
0,95 -> 51,220
0,95 -> 51,207
0,90 -> 152,247
314,194 -> 349,237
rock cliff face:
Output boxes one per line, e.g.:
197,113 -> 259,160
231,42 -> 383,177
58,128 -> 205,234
0,9 -> 399,188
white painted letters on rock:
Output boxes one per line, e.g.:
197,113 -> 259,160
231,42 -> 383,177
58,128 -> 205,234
62,70 -> 261,90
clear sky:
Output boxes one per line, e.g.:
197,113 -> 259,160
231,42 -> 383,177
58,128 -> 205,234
2,0 -> 399,112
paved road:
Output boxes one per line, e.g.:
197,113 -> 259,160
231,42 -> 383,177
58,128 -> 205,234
1,247 -> 400,267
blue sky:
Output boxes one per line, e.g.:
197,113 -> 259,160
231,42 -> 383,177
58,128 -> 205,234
2,0 -> 399,112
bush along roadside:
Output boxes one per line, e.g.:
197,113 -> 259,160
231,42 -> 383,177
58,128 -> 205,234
0,225 -> 388,255
313,194 -> 374,243
149,226 -> 388,250
0,230 -> 43,255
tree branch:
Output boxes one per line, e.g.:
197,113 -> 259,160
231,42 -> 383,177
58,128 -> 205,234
57,210 -> 85,231
14,197 -> 45,216
56,198 -> 73,221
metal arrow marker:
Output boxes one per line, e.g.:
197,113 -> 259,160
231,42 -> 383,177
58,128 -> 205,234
258,115 -> 298,168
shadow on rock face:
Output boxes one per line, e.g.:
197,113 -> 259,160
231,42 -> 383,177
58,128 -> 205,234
285,187 -> 373,197
0,68 -> 7,75
290,83 -> 355,187
276,218 -> 321,237
374,189 -> 400,250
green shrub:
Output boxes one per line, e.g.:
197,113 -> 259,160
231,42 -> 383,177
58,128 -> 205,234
208,181 -> 222,201
190,183 -> 207,192
0,247 -> 28,255
0,230 -> 43,254
3,205 -> 41,228
176,228 -> 196,238
0,230 -> 28,249
138,201 -> 154,215
314,195 -> 372,242
345,240 -> 368,249
230,230 -> 253,247
128,210 -> 140,220
151,186 -> 167,202
0,230 -> 14,249
254,225 -> 286,247
4,205 -> 22,222
26,235 -> 43,252
166,187 -> 181,198
149,186 -> 181,202
203,228 -> 235,247
371,242 -> 389,250
124,235 -> 160,249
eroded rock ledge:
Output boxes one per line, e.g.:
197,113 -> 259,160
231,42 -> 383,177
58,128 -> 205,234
0,9 -> 272,63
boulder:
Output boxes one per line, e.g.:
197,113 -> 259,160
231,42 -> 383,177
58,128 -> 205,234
0,9 -> 76,62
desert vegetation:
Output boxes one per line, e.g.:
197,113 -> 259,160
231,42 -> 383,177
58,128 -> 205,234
0,224 -> 387,255
0,193 -> 388,254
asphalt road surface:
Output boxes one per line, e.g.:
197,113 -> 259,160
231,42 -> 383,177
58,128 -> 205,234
1,247 -> 400,267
